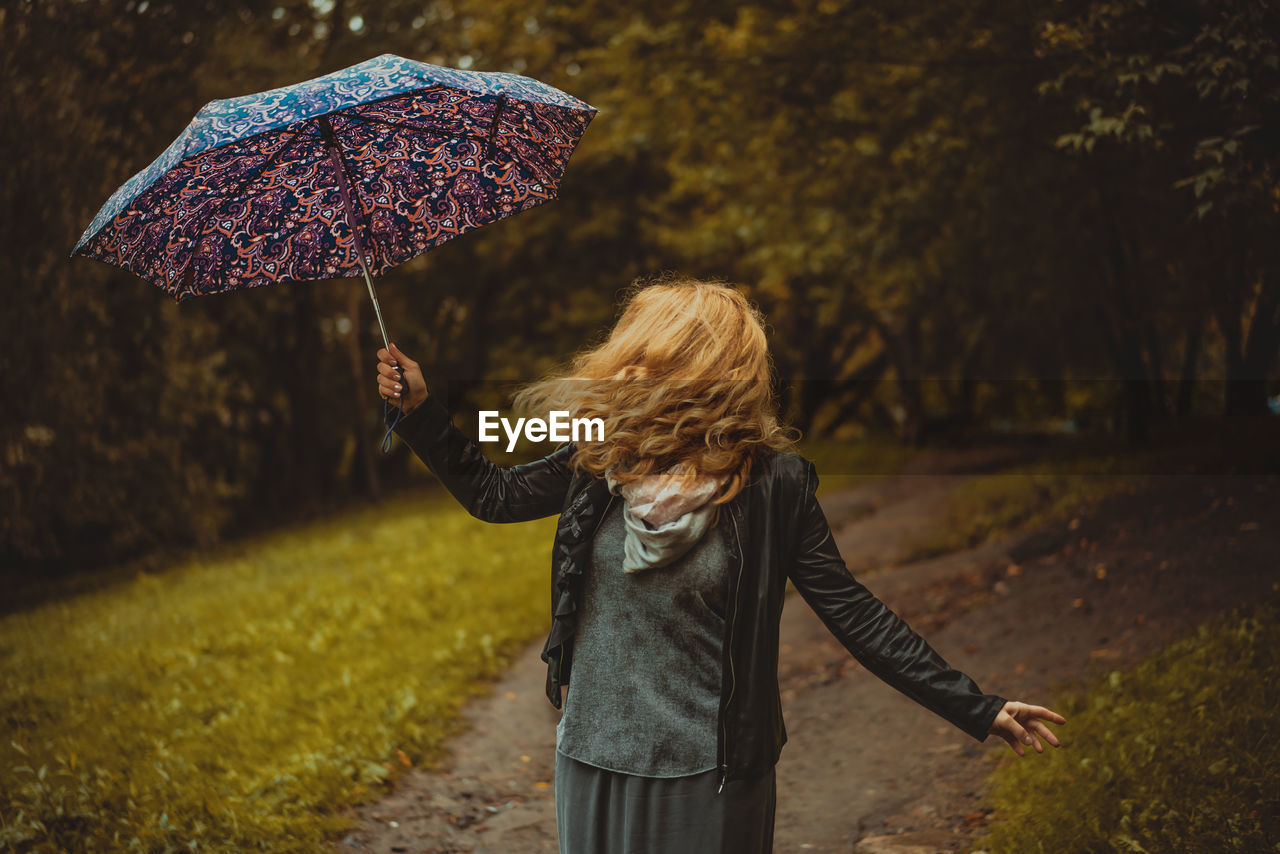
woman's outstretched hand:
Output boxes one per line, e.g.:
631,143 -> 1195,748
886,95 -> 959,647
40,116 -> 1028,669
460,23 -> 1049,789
375,342 -> 429,415
989,700 -> 1065,757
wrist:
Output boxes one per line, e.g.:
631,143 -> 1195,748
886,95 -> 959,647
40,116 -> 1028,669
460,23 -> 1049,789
403,391 -> 428,416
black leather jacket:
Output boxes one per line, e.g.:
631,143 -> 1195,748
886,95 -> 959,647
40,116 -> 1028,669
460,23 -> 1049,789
388,395 -> 1007,790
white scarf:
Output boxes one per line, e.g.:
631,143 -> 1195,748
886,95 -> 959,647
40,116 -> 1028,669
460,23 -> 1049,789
605,463 -> 727,573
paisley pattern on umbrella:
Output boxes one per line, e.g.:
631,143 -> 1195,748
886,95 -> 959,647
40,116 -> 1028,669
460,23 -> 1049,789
73,55 -> 596,302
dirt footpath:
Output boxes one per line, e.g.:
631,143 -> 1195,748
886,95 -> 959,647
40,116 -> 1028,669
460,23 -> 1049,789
331,450 -> 1280,854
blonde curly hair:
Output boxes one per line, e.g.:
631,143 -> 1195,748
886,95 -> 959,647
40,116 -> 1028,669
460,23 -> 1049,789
512,275 -> 797,504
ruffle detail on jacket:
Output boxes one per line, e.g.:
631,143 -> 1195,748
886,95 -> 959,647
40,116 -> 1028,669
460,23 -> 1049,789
540,482 -> 610,682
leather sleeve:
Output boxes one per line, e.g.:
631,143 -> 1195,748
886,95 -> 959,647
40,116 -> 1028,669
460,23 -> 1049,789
385,394 -> 575,523
786,459 -> 1006,742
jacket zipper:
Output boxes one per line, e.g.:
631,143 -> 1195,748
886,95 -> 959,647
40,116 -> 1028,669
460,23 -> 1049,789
718,505 -> 744,794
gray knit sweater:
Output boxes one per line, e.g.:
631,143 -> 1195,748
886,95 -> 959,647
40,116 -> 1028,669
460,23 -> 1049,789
555,496 -> 728,777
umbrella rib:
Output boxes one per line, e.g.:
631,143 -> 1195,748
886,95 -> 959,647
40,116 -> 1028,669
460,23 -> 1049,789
478,97 -> 509,214
176,120 -> 315,284
147,86 -> 456,175
337,112 -> 486,261
320,115 -> 381,275
342,112 -> 486,145
342,119 -> 422,267
486,95 -> 507,160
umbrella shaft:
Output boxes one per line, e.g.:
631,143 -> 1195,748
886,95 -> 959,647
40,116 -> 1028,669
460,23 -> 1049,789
319,114 -> 391,352
360,255 -> 391,352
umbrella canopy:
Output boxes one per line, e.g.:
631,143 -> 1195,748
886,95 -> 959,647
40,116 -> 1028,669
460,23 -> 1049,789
72,53 -> 596,310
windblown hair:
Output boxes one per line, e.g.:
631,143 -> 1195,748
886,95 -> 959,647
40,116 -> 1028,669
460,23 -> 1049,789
512,275 -> 798,504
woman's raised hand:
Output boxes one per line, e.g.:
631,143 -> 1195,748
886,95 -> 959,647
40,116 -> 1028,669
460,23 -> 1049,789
375,342 -> 429,415
988,700 -> 1066,757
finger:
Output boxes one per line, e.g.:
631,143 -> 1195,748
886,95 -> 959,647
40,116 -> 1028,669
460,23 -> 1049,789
389,341 -> 415,367
1006,717 -> 1035,750
999,730 -> 1025,757
1030,705 -> 1067,725
377,362 -> 401,379
376,347 -> 394,366
377,376 -> 402,398
1018,703 -> 1065,725
1027,719 -> 1062,748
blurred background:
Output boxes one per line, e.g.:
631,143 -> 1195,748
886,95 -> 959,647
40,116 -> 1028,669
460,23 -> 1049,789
2,2 -> 1279,851
4,0 -> 1279,576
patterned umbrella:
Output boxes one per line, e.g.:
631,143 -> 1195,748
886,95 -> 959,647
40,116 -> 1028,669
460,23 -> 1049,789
72,53 -> 597,354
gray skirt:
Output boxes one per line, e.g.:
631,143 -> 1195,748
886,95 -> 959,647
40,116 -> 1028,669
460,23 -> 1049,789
554,750 -> 776,854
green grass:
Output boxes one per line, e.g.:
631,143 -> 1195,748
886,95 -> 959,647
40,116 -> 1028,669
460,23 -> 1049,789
872,418 -> 1280,566
0,491 -> 556,853
796,435 -> 916,495
969,599 -> 1280,854
893,439 -> 1201,564
899,466 -> 1143,563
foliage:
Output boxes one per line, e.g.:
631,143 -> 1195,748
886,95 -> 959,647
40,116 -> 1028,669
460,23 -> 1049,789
969,599 -> 1280,854
0,491 -> 556,852
1036,0 -> 1280,424
2,0 -> 1278,571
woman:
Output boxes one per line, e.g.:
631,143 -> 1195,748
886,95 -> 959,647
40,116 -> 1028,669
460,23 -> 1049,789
373,277 -> 1064,854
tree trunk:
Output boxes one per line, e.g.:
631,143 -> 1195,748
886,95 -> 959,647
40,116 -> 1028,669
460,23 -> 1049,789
1094,303 -> 1151,445
1094,231 -> 1152,445
450,274 -> 497,412
1143,317 -> 1168,418
287,287 -> 325,507
1218,271 -> 1279,416
1235,272 -> 1279,415
1088,172 -> 1158,444
1175,319 -> 1202,417
876,315 -> 926,446
793,309 -> 848,436
824,349 -> 890,435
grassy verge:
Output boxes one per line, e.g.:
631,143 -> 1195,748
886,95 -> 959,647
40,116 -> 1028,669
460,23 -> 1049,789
1,491 -> 556,853
797,435 -> 916,496
900,419 -> 1280,564
899,464 -> 1143,563
969,599 -> 1280,854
